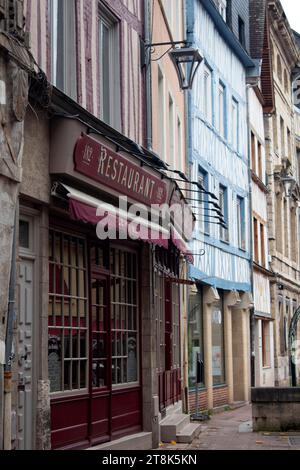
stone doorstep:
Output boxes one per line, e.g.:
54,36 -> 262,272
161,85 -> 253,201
160,414 -> 191,442
176,423 -> 202,444
164,401 -> 183,418
86,432 -> 152,451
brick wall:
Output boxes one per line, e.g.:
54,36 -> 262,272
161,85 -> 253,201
189,389 -> 209,412
189,386 -> 229,412
213,386 -> 229,408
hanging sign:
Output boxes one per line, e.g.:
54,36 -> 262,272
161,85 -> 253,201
74,134 -> 168,206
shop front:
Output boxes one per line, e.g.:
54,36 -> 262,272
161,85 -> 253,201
48,115 -> 192,449
188,285 -> 253,413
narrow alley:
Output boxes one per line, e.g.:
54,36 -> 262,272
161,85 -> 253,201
160,405 -> 300,451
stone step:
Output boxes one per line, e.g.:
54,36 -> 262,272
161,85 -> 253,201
160,414 -> 190,442
87,432 -> 152,451
176,423 -> 202,444
165,402 -> 183,417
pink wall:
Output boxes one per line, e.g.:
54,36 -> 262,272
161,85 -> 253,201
151,0 -> 187,175
24,0 -> 145,146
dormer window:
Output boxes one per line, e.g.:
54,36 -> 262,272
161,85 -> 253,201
238,16 -> 246,48
216,0 -> 227,21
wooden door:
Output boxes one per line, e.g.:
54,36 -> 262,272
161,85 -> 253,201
89,274 -> 111,444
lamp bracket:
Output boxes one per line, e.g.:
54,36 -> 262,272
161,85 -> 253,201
145,40 -> 188,49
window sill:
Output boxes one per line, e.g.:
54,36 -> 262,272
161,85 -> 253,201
189,386 -> 206,393
213,383 -> 227,389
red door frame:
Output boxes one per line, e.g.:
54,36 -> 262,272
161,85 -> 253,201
159,278 -> 181,412
49,221 -> 143,449
88,269 -> 112,446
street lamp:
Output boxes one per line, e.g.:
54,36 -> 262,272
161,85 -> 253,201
143,40 -> 203,91
281,176 -> 296,198
169,47 -> 203,91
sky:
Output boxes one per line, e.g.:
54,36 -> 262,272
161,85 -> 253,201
280,0 -> 300,34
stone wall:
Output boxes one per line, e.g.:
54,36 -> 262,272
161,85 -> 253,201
252,387 -> 300,432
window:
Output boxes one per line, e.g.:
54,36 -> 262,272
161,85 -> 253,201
276,194 -> 283,253
260,223 -> 265,267
99,4 -> 121,129
273,114 -> 278,152
50,0 -> 77,100
204,65 -> 213,125
253,217 -> 259,263
158,67 -> 165,160
19,220 -> 30,249
218,0 -> 227,21
251,131 -> 256,173
277,55 -> 282,83
238,16 -> 246,48
48,231 -> 88,393
280,116 -> 285,157
232,98 -> 238,151
287,128 -> 291,159
110,248 -> 139,385
257,141 -> 263,181
279,298 -> 286,355
177,117 -> 182,171
218,82 -> 226,138
237,196 -> 245,250
199,168 -> 210,235
188,288 -> 204,388
284,198 -> 289,258
162,0 -> 181,39
262,321 -> 271,368
169,94 -> 175,167
284,69 -> 289,94
290,206 -> 297,262
172,284 -> 181,370
219,185 -> 229,242
155,271 -> 165,372
211,296 -> 225,386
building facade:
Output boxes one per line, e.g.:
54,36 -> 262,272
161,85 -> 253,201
249,84 -> 275,387
263,0 -> 300,387
4,0 -> 195,451
248,0 -> 275,388
186,0 -> 253,412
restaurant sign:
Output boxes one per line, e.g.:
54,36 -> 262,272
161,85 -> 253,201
74,134 -> 168,206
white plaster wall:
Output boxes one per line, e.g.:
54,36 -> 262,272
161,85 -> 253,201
253,272 -> 271,315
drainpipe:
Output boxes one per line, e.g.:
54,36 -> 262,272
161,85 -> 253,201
182,1 -> 190,417
3,206 -> 18,450
0,366 -> 3,450
144,0 -> 153,151
246,84 -> 256,389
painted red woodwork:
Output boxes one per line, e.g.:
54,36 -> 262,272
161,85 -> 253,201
158,280 -> 181,412
50,250 -> 142,450
51,395 -> 90,449
51,387 -> 142,449
158,369 -> 181,412
74,134 -> 168,206
165,281 -> 173,372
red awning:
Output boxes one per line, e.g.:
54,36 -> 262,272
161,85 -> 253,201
55,183 -> 194,261
69,198 -> 169,249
